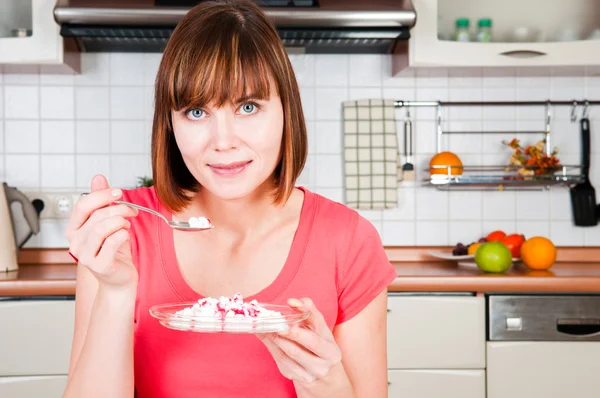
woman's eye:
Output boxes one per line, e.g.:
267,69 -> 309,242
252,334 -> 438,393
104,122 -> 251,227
240,103 -> 258,115
186,109 -> 205,120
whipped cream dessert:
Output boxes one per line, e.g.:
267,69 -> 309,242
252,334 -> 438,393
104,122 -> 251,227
187,216 -> 212,229
173,293 -> 287,332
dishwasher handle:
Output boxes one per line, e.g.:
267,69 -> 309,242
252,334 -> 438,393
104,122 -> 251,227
557,319 -> 600,336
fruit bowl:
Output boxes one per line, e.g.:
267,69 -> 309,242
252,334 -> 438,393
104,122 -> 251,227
427,251 -> 521,266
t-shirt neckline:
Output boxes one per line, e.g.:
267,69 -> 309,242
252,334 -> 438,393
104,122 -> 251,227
157,186 -> 316,303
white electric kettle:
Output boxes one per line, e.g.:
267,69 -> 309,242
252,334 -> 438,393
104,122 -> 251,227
0,183 -> 41,272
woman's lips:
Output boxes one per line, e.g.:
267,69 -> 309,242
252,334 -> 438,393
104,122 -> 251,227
208,160 -> 252,177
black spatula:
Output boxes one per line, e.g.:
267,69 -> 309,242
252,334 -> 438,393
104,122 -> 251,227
570,118 -> 598,226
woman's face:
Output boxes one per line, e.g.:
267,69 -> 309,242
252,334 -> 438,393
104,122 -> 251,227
171,90 -> 284,201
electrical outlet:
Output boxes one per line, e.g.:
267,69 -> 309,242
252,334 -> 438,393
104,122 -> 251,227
24,192 -> 83,220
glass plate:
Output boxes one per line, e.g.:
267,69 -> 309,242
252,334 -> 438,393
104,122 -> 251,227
149,302 -> 310,334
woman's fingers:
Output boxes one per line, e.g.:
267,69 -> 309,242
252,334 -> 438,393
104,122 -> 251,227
71,216 -> 130,266
65,188 -> 123,240
279,325 -> 340,363
258,334 -> 316,383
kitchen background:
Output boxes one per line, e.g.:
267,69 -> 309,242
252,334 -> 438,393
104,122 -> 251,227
1,53 -> 600,248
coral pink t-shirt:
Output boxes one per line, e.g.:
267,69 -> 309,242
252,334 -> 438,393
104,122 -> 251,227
123,186 -> 397,398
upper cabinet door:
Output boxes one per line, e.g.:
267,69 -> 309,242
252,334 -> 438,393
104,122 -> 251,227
409,0 -> 600,67
0,0 -> 79,71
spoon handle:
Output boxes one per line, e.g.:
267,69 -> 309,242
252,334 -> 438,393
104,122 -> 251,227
114,200 -> 169,224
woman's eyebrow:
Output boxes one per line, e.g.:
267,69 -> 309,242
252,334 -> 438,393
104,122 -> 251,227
234,93 -> 264,104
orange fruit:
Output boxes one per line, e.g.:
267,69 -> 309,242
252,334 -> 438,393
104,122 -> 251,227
429,152 -> 463,175
520,236 -> 557,270
467,243 -> 480,255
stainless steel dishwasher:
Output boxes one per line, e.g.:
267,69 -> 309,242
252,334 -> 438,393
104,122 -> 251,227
487,294 -> 600,398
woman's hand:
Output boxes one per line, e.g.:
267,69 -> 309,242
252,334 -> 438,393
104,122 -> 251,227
258,298 -> 350,393
65,175 -> 139,290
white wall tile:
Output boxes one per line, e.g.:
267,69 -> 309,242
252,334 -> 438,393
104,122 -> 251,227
297,155 -> 314,188
382,221 -> 415,246
348,87 -> 382,101
110,121 -> 147,153
382,56 -> 415,88
38,220 -> 69,248
4,86 -> 39,119
299,87 -> 315,120
3,65 -> 39,84
516,191 -> 550,220
449,191 -> 482,220
516,220 -> 550,240
289,54 -> 315,87
550,221 -> 585,246
5,121 -> 39,153
349,55 -> 382,87
40,67 -> 75,85
110,87 -> 145,119
76,155 -> 111,189
41,155 -> 75,188
110,53 -> 145,86
41,121 -> 75,153
415,68 -> 448,88
40,86 -> 74,119
585,227 -> 600,246
382,188 -> 415,221
75,87 -> 110,119
416,221 -> 449,245
315,55 -> 348,87
415,188 -> 448,220
75,53 -> 110,86
76,121 -> 110,153
110,154 -> 151,188
315,154 -> 342,188
315,88 -> 347,120
5,155 -> 39,188
315,121 -> 341,154
143,54 -> 162,86
481,191 -> 517,220
449,221 -> 483,245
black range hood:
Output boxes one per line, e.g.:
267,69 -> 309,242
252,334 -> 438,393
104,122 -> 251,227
54,0 -> 416,54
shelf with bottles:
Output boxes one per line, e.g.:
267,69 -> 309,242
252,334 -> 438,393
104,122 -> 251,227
408,0 -> 600,67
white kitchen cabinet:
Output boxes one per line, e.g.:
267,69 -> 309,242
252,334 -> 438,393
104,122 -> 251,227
487,342 -> 600,398
0,0 -> 79,71
0,375 -> 67,398
388,369 -> 485,398
0,299 -> 74,376
408,0 -> 600,68
387,294 -> 485,369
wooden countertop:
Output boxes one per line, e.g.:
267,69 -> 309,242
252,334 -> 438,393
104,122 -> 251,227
2,258 -> 600,296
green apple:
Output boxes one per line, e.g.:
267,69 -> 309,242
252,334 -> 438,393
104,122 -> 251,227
474,242 -> 512,273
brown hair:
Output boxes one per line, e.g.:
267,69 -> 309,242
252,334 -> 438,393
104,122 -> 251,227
151,0 -> 307,212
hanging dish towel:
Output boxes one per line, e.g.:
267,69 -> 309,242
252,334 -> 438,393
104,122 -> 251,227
342,99 -> 400,209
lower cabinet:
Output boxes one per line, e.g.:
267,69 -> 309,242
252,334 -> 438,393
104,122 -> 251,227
388,369 -> 486,398
0,298 -> 74,398
487,342 -> 600,398
0,375 -> 68,398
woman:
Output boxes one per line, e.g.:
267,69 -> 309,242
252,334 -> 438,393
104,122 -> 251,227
63,1 -> 396,397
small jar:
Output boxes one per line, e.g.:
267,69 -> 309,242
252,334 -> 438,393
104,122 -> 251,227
455,18 -> 471,42
476,18 -> 493,42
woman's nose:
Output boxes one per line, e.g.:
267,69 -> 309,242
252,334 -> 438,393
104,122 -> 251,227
211,111 -> 238,151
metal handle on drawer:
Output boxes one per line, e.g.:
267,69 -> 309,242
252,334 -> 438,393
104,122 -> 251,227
499,50 -> 547,58
556,319 -> 600,336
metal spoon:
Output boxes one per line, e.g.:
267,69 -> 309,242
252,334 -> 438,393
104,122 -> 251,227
115,200 -> 214,231
81,194 -> 214,231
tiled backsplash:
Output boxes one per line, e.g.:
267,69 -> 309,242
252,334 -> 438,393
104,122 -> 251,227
1,53 -> 600,248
